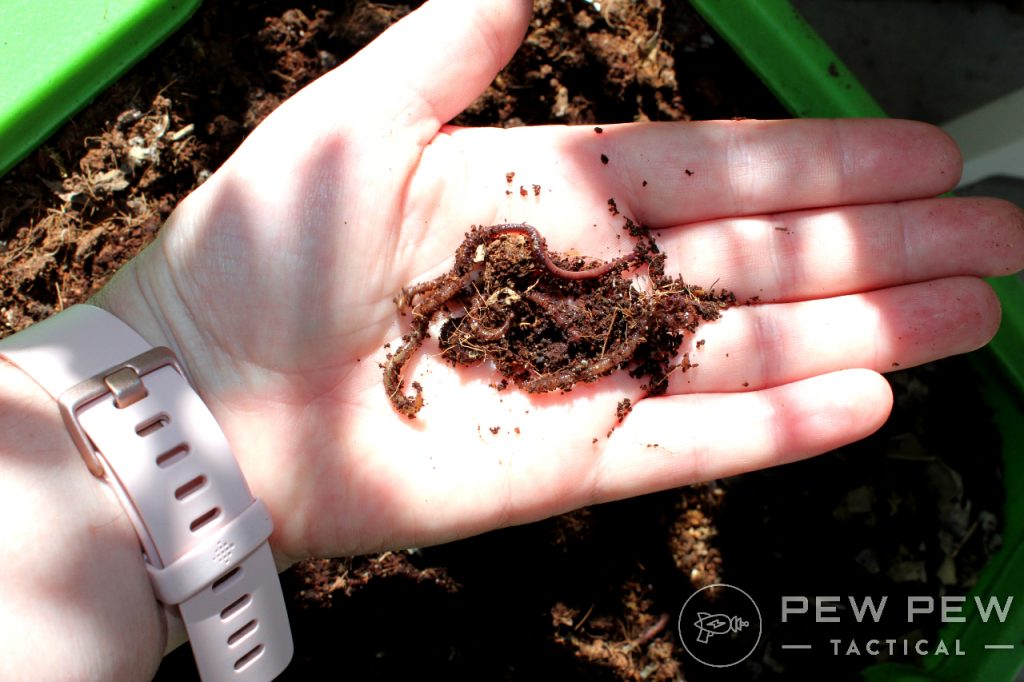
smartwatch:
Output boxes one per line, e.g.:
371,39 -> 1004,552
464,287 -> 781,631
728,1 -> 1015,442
0,304 -> 293,681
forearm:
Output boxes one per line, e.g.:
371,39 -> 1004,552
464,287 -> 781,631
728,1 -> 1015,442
0,360 -> 168,680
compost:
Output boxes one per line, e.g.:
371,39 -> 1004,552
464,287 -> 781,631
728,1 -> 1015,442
0,1 -> 1004,681
384,221 -> 733,417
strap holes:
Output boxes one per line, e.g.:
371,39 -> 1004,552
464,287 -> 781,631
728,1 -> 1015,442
156,444 -> 189,468
135,413 -> 170,437
189,507 -> 220,533
220,593 -> 252,621
212,566 -> 242,592
227,619 -> 258,646
174,475 -> 207,501
234,644 -> 264,671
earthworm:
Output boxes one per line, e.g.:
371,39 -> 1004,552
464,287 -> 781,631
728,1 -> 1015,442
523,289 -> 564,316
402,223 -> 634,314
388,222 -> 639,417
395,280 -> 435,315
401,271 -> 471,319
524,290 -> 584,343
387,271 -> 478,418
634,613 -> 670,648
476,223 -> 637,280
519,313 -> 650,393
466,295 -> 514,342
382,330 -> 426,417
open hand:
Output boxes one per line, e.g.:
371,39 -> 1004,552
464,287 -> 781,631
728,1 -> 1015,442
93,0 -> 1024,565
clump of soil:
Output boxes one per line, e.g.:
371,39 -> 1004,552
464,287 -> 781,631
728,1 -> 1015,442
384,221 -> 733,417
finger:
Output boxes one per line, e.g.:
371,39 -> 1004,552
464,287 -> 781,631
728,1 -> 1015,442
602,118 -> 963,226
588,369 -> 893,505
224,0 -> 531,165
659,196 -> 1024,303
440,119 -> 961,252
451,119 -> 961,229
324,0 -> 530,134
666,276 -> 1000,394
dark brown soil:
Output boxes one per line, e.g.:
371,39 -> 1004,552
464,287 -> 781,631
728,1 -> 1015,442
0,2 -> 1003,681
385,221 -> 733,418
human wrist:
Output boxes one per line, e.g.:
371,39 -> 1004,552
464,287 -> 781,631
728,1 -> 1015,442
0,300 -> 295,678
0,360 -> 168,679
88,251 -> 297,571
88,249 -> 197,384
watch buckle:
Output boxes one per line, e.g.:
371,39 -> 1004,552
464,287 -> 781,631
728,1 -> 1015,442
57,347 -> 182,477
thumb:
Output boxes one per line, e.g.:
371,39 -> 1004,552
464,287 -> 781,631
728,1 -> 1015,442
213,0 -> 531,185
313,0 -> 531,139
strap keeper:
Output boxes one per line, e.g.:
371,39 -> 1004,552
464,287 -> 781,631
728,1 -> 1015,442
147,499 -> 274,605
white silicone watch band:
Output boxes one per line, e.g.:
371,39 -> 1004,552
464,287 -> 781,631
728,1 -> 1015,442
0,304 -> 293,681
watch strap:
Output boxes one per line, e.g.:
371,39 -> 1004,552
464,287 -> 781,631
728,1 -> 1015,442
0,305 -> 292,681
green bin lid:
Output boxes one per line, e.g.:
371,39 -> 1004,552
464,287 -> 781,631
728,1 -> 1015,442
0,0 -> 201,177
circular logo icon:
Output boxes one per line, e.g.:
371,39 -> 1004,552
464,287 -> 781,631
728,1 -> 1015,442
678,583 -> 762,668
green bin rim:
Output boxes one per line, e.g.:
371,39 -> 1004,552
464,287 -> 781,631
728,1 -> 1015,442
0,0 -> 203,178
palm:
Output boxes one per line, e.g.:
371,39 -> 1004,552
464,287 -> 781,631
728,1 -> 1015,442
96,0 -> 1022,564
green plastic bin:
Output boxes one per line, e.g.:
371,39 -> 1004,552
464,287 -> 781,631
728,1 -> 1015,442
1,1 -> 1020,679
0,0 -> 202,178
689,1 -> 1024,680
